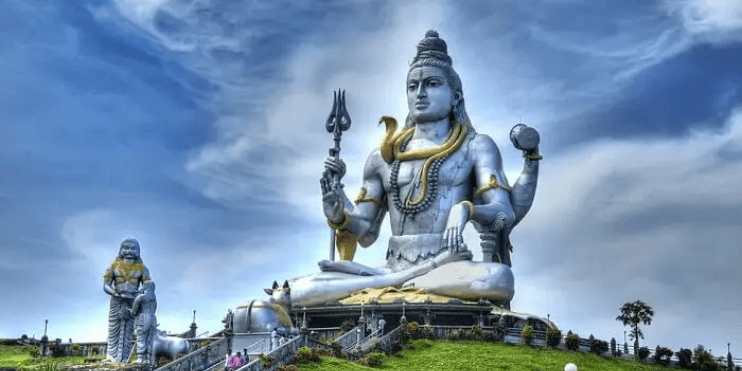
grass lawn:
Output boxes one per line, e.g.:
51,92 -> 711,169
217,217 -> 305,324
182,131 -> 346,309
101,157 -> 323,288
0,346 -> 102,370
301,339 -> 669,371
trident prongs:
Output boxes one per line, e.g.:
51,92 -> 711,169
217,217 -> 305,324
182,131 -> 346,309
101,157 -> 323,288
325,89 -> 352,159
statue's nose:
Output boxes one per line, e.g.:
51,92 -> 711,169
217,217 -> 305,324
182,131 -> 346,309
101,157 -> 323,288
416,84 -> 427,98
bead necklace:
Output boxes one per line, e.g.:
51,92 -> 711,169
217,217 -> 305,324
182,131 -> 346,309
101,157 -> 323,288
389,130 -> 454,218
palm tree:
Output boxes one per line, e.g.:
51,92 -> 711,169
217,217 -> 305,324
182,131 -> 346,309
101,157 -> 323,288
616,300 -> 654,358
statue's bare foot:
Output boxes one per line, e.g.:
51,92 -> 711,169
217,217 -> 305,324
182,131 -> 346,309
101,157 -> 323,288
433,245 -> 473,267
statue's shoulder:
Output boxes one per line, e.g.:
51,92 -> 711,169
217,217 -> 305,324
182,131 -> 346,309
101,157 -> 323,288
469,132 -> 502,155
362,147 -> 387,177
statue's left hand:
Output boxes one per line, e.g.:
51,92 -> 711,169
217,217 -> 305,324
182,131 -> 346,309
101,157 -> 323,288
442,202 -> 469,253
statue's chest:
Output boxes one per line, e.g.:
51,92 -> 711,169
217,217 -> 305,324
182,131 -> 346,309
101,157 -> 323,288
389,149 -> 471,190
113,267 -> 145,283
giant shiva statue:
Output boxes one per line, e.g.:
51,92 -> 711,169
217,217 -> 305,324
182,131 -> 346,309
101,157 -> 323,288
284,30 -> 540,310
103,238 -> 152,363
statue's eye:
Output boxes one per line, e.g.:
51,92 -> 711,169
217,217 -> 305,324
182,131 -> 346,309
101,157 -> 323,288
408,83 -> 417,91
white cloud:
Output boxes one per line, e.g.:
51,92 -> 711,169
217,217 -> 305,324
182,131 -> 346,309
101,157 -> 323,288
669,0 -> 742,42
510,106 -> 742,353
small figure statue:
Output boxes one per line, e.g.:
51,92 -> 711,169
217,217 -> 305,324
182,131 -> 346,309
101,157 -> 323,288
131,280 -> 157,365
103,238 -> 152,363
285,30 -> 540,308
270,328 -> 279,350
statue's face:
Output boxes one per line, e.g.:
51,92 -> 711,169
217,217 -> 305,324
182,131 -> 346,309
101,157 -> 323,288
119,240 -> 140,260
407,66 -> 458,123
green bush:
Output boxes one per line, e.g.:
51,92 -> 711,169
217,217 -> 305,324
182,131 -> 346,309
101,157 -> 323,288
677,348 -> 693,369
654,346 -> 673,366
402,321 -> 420,341
356,352 -> 385,368
693,345 -> 723,371
470,325 -> 484,341
338,318 -> 356,334
294,346 -> 320,364
638,347 -> 650,361
259,354 -> 274,369
328,341 -> 343,358
590,339 -> 609,355
546,328 -> 561,348
565,332 -> 580,351
520,325 -> 535,346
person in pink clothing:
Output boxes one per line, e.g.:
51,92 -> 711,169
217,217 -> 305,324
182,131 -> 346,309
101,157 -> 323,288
226,352 -> 245,371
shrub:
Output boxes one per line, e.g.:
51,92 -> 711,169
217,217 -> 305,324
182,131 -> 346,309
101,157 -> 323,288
457,329 -> 469,340
590,339 -> 609,355
259,354 -> 275,369
277,365 -> 300,371
329,341 -> 343,358
294,346 -> 321,364
546,328 -> 562,348
38,359 -> 60,371
445,331 -> 459,341
339,318 -> 356,334
402,321 -> 420,341
357,352 -> 385,368
371,339 -> 382,353
565,332 -> 580,351
638,346 -> 650,361
470,325 -> 484,341
654,346 -> 673,366
422,325 -> 434,339
610,338 -> 617,355
521,325 -> 535,345
677,348 -> 693,369
693,345 -> 723,371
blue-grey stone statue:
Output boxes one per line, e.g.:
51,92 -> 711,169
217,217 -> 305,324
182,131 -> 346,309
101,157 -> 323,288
103,238 -> 152,363
288,30 -> 540,309
131,280 -> 157,364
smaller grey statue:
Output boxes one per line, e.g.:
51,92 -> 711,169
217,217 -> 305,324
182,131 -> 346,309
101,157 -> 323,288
131,280 -> 157,364
103,238 -> 151,363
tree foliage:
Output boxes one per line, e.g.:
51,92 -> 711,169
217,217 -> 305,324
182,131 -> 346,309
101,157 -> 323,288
616,300 -> 654,358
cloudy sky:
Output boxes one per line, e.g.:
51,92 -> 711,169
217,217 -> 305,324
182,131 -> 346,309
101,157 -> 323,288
2,0 -> 741,358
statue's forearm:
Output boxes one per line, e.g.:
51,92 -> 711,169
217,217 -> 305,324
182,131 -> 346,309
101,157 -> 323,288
471,200 -> 515,227
103,281 -> 116,296
345,210 -> 384,247
510,149 -> 540,226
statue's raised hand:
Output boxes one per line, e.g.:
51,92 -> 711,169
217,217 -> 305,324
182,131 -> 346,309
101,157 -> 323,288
442,202 -> 470,253
320,157 -> 346,223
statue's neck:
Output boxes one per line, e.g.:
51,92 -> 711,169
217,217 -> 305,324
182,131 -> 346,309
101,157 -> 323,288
411,117 -> 451,145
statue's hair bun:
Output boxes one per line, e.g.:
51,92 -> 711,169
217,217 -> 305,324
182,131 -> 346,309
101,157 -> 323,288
414,29 -> 452,65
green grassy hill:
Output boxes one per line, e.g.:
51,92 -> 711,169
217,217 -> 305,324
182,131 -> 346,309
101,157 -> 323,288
0,346 -> 101,370
303,339 -> 669,371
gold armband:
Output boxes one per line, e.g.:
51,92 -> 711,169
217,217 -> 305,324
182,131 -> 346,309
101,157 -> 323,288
526,153 -> 543,161
461,200 -> 474,221
327,211 -> 351,231
354,187 -> 384,207
474,174 -> 511,199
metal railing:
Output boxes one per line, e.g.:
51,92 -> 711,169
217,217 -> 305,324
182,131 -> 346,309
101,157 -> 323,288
355,328 -> 382,350
243,338 -> 268,355
231,335 -> 301,371
333,325 -> 365,350
154,337 -> 227,371
265,336 -> 301,368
